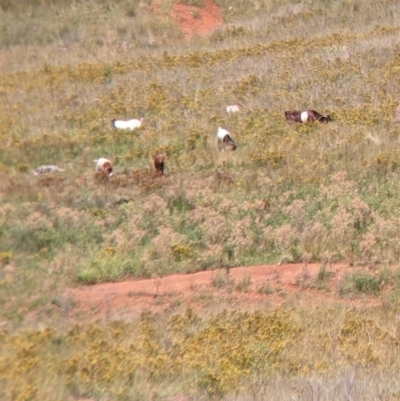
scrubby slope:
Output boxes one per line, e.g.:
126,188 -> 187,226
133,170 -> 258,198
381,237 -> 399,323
2,0 -> 400,289
2,0 -> 400,399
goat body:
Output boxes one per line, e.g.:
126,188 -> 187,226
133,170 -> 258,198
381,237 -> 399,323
226,103 -> 242,115
285,110 -> 332,123
112,118 -> 143,130
94,158 -> 113,176
154,151 -> 165,175
33,165 -> 65,175
217,127 -> 237,151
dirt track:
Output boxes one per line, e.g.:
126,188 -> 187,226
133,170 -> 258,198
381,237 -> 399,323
65,262 -> 383,321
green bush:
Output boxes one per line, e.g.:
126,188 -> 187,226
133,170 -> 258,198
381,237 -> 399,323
340,271 -> 382,296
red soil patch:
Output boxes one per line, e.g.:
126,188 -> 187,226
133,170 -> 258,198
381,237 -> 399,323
64,263 -> 383,322
170,0 -> 224,39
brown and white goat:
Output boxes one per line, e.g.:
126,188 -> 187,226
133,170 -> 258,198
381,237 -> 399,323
217,127 -> 237,151
285,110 -> 332,123
94,158 -> 113,176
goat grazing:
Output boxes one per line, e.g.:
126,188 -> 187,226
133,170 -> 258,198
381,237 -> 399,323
226,103 -> 243,115
33,165 -> 65,175
284,110 -> 332,123
94,158 -> 113,176
112,118 -> 143,131
217,127 -> 237,151
154,151 -> 166,175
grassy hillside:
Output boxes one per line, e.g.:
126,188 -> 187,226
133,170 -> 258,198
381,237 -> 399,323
2,0 -> 400,399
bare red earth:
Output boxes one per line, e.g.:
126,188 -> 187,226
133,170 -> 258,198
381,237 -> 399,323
170,0 -> 224,39
65,263 -> 384,322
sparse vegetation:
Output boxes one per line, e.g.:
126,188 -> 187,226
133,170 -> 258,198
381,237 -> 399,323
257,283 -> 274,295
315,263 -> 334,291
180,0 -> 205,8
211,271 -> 235,289
2,0 -> 400,399
1,306 -> 400,400
235,274 -> 252,292
340,270 -> 383,296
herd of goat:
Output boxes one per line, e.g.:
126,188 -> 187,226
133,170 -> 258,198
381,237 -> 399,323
32,105 -> 332,177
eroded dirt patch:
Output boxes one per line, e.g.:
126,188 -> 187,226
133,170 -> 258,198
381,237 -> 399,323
64,263 -> 384,322
170,0 -> 224,39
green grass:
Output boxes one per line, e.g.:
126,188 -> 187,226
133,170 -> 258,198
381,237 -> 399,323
339,267 -> 399,296
340,271 -> 383,296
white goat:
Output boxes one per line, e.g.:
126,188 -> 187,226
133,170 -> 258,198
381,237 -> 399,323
112,118 -> 143,131
217,127 -> 237,151
33,165 -> 65,175
94,158 -> 113,176
226,103 -> 243,115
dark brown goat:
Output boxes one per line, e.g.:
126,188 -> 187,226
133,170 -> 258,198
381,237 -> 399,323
154,151 -> 165,175
285,110 -> 332,123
